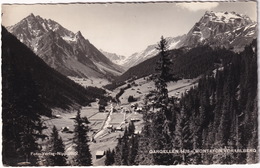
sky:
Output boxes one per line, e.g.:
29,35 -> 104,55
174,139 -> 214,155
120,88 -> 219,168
1,1 -> 257,57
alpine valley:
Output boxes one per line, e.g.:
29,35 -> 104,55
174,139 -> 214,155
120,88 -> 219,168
2,8 -> 258,166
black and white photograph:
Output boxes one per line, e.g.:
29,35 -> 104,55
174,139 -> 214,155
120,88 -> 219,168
1,0 -> 258,166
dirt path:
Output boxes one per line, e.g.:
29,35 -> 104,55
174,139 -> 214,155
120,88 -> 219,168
93,103 -> 113,139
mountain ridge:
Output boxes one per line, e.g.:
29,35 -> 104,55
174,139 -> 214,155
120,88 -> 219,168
114,11 -> 257,84
122,35 -> 185,68
7,13 -> 123,80
182,11 -> 257,51
121,11 -> 256,69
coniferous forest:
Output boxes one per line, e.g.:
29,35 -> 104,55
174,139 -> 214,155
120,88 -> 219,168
107,38 -> 258,165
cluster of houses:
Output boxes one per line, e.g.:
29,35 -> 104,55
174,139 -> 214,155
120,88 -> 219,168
106,125 -> 123,132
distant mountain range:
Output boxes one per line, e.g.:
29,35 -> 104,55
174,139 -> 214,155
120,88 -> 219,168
7,13 -> 123,80
99,49 -> 126,67
7,11 -> 257,78
121,11 -> 257,68
122,35 -> 185,68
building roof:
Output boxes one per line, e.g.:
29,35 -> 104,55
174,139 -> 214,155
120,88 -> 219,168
96,151 -> 105,156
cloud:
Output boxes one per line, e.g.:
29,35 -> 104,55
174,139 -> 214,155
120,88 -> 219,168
176,2 -> 219,12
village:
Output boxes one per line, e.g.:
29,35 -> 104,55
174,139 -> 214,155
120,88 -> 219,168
39,77 -> 197,165
42,100 -> 143,165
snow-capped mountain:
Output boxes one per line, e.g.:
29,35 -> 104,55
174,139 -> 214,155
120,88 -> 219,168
100,49 -> 126,65
122,35 -> 186,68
123,11 -> 256,69
7,13 -> 123,79
183,11 -> 257,51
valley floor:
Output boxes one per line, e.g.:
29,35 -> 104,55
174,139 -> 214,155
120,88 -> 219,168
40,77 -> 198,166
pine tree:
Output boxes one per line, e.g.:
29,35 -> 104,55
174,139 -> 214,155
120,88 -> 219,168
128,134 -> 139,165
121,135 -> 129,165
174,104 -> 193,164
154,36 -> 172,105
114,137 -> 123,165
135,123 -> 155,165
73,110 -> 92,166
105,149 -> 115,165
46,126 -> 67,166
150,109 -> 174,165
128,121 -> 135,135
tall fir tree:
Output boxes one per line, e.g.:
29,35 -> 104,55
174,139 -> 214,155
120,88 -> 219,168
135,121 -> 155,165
127,134 -> 139,165
174,104 -> 193,164
114,137 -> 123,165
46,126 -> 67,166
73,110 -> 92,166
154,36 -> 172,105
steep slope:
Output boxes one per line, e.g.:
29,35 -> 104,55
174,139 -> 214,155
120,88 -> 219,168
114,45 -> 236,84
183,11 -> 257,52
122,11 -> 256,69
2,26 -> 107,116
7,13 -> 123,79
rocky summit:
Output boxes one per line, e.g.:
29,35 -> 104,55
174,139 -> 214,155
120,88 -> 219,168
183,11 -> 257,51
7,13 -> 123,79
122,11 -> 256,69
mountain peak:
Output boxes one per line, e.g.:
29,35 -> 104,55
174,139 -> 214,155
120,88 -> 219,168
202,11 -> 252,25
35,15 -> 43,20
75,31 -> 84,39
76,31 -> 82,36
24,13 -> 36,21
7,14 -> 123,79
28,13 -> 35,18
183,10 -> 257,52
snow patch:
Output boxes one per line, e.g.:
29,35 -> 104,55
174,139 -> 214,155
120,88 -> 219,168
168,39 -> 180,50
41,23 -> 48,32
62,35 -> 77,42
246,31 -> 255,36
214,12 -> 241,23
244,23 -> 256,31
143,48 -> 158,58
